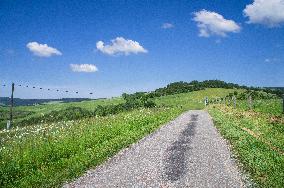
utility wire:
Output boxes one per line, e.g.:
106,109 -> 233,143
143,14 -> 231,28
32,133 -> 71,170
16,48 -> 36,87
1,82 -> 95,95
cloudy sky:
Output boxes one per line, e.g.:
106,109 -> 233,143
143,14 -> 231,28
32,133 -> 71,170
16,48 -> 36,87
1,0 -> 284,99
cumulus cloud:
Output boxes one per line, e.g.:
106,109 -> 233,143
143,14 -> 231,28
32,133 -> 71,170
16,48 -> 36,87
243,0 -> 284,27
96,37 -> 148,55
26,42 -> 62,57
193,10 -> 241,37
70,64 -> 98,73
161,23 -> 174,29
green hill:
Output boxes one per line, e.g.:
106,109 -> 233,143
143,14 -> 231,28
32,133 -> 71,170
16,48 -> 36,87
0,80 -> 283,187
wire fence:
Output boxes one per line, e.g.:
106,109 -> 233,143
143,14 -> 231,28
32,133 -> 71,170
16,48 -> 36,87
0,82 -> 98,129
0,82 -> 95,97
205,95 -> 284,115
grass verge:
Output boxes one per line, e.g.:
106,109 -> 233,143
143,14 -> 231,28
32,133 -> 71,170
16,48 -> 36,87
208,104 -> 284,187
0,107 -> 185,187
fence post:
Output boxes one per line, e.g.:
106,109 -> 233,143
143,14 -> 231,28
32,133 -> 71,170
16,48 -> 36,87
248,95 -> 252,110
9,83 -> 14,129
204,97 -> 208,107
282,94 -> 284,114
6,120 -> 11,130
233,96 -> 236,108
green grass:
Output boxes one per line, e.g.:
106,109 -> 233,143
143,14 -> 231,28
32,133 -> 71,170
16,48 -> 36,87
0,107 -> 186,187
0,88 -> 268,187
0,88 -> 235,187
208,100 -> 284,187
237,99 -> 283,116
0,97 -> 123,129
155,88 -> 239,109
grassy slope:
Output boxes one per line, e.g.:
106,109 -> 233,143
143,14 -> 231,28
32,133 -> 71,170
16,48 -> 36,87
0,97 -> 123,129
0,88 -> 235,187
208,100 -> 284,187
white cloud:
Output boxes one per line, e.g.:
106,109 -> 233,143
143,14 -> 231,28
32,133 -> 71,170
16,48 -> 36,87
265,58 -> 271,63
193,10 -> 241,37
244,0 -> 284,27
26,42 -> 62,57
96,37 -> 148,55
264,58 -> 280,63
162,23 -> 174,29
70,64 -> 98,73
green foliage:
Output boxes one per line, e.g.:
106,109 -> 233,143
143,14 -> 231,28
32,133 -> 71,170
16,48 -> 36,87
237,99 -> 283,115
151,80 -> 283,98
0,107 -> 184,187
5,93 -> 156,128
208,104 -> 284,187
0,81 -> 282,188
0,88 -> 237,187
153,81 -> 202,97
19,107 -> 93,126
149,79 -> 248,97
225,90 -> 279,100
122,92 -> 156,108
0,98 -> 124,129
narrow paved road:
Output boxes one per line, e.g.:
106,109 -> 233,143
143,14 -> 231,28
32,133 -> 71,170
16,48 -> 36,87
64,110 -> 244,188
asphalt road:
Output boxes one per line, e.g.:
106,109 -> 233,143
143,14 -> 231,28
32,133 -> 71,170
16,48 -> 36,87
64,110 -> 244,188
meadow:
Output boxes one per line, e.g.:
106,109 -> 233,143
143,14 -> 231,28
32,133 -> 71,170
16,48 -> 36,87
0,88 -> 235,187
0,87 -> 283,187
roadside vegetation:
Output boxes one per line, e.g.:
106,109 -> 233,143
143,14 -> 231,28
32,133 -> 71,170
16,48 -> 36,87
0,87 -> 235,187
0,80 -> 283,187
208,98 -> 284,187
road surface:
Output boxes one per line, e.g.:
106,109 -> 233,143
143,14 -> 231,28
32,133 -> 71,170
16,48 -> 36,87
64,110 -> 244,188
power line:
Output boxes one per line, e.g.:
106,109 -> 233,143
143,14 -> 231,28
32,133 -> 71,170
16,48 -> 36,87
0,82 -> 95,95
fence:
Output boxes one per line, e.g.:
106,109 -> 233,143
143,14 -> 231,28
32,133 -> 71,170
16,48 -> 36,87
204,95 -> 284,114
0,82 -> 96,129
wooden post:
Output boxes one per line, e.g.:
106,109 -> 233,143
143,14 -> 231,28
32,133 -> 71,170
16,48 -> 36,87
282,95 -> 284,114
204,97 -> 208,107
248,95 -> 252,110
6,121 -> 11,130
233,96 -> 236,108
9,83 -> 14,128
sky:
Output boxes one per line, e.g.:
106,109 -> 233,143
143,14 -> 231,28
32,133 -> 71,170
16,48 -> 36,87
1,0 -> 284,99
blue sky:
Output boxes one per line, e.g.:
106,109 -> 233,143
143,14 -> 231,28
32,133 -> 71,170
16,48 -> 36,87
1,0 -> 284,99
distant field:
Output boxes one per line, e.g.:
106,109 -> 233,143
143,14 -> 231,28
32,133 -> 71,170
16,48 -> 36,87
208,99 -> 284,187
0,88 -> 235,187
0,97 -> 123,129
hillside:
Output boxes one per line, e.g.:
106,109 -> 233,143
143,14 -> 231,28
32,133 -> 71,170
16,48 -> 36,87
0,80 -> 283,187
